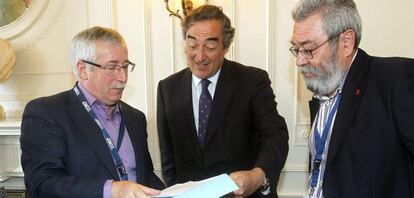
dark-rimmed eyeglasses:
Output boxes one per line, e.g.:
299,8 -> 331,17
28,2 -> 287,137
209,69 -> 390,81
289,35 -> 339,59
81,59 -> 135,74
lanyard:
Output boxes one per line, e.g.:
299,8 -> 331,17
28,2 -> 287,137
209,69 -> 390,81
73,84 -> 128,181
117,118 -> 126,151
310,93 -> 341,189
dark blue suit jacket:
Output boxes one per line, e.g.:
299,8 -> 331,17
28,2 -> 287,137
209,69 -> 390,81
309,49 -> 414,197
20,87 -> 164,198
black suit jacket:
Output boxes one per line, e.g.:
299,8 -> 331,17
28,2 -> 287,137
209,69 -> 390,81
309,49 -> 414,197
157,59 -> 289,197
20,86 -> 164,198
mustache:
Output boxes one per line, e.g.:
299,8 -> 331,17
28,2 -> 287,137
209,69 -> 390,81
300,64 -> 328,77
111,83 -> 126,89
194,59 -> 210,65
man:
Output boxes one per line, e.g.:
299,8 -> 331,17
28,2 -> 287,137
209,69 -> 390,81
20,26 -> 164,198
290,0 -> 414,197
157,5 -> 289,198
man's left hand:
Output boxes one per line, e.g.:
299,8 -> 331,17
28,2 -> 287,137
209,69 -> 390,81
230,167 -> 265,197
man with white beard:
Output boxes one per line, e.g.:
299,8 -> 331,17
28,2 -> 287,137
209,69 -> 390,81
289,0 -> 414,197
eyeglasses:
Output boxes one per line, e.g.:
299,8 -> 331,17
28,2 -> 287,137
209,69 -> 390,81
81,60 -> 135,74
289,35 -> 338,59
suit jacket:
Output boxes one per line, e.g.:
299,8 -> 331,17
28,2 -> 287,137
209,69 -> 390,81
309,49 -> 414,198
20,86 -> 164,198
157,59 -> 289,197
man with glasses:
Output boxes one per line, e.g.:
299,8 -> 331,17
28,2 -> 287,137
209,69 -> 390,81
20,26 -> 164,198
290,0 -> 414,197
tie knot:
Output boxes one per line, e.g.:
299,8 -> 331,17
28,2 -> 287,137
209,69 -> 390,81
201,79 -> 210,90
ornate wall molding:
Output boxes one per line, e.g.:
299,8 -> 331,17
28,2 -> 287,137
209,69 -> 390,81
143,0 -> 160,160
0,94 -> 34,102
282,165 -> 308,172
0,135 -> 19,145
86,0 -> 114,27
11,71 -> 72,75
267,0 -> 277,82
6,0 -> 67,51
225,0 -> 236,61
294,122 -> 310,146
0,121 -> 20,136
0,0 -> 48,39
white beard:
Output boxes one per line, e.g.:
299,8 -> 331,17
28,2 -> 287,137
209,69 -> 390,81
300,53 -> 345,96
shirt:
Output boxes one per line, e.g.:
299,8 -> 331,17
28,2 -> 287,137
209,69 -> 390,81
77,83 -> 136,198
192,69 -> 221,133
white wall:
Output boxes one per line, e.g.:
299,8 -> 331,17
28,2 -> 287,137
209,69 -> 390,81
0,0 -> 413,197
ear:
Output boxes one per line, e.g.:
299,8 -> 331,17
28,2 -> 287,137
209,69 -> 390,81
340,29 -> 356,57
224,47 -> 229,54
77,61 -> 89,80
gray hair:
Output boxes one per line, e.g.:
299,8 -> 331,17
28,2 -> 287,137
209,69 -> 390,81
69,26 -> 126,79
292,0 -> 362,48
182,5 -> 235,49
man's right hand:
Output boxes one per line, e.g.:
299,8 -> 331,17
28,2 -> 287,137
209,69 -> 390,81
111,181 -> 161,198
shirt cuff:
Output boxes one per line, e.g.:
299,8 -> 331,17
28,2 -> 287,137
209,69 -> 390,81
103,180 -> 113,198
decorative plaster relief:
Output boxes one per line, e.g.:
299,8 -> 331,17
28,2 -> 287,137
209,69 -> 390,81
295,122 -> 310,146
1,0 -> 67,51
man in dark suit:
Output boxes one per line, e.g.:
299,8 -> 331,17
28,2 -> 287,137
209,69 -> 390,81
20,27 -> 163,198
157,5 -> 289,198
290,0 -> 414,197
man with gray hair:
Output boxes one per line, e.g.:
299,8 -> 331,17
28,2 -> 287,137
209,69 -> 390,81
21,26 -> 164,198
289,0 -> 414,197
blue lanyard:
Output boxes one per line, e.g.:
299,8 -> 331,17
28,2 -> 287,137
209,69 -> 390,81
73,84 -> 128,181
117,118 -> 126,151
310,93 -> 341,188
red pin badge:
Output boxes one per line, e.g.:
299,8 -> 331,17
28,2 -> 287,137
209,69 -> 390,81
355,88 -> 360,96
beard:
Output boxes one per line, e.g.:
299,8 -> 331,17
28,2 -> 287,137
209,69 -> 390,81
300,51 -> 345,96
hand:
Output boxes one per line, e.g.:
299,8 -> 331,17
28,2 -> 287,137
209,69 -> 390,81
230,167 -> 265,197
111,181 -> 161,198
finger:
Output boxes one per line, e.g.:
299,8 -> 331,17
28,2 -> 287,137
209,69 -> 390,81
229,171 -> 239,179
233,184 -> 246,196
230,175 -> 245,188
230,174 -> 242,185
133,190 -> 149,198
138,185 -> 161,196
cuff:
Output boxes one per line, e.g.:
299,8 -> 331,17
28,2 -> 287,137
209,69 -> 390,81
103,180 -> 113,198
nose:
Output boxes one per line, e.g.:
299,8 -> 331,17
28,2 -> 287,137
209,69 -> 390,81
117,68 -> 128,82
295,53 -> 309,67
194,47 -> 206,63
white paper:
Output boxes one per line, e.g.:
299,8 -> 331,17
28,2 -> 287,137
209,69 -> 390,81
153,174 -> 239,198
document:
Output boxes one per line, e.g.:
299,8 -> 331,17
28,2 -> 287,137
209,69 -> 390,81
153,174 -> 239,198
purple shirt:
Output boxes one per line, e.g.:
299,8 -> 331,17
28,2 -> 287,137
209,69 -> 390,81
78,83 -> 137,198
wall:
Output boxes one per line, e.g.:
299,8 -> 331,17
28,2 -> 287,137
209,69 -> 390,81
0,0 -> 413,197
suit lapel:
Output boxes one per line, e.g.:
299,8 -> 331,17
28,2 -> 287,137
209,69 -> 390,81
120,103 -> 144,182
204,60 -> 237,146
67,88 -> 120,180
180,70 -> 204,155
309,97 -> 320,124
326,49 -> 370,168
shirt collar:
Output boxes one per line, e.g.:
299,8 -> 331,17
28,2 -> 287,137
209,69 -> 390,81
77,82 -> 121,117
192,68 -> 221,87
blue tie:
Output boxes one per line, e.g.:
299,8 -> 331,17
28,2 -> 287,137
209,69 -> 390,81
198,79 -> 212,145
